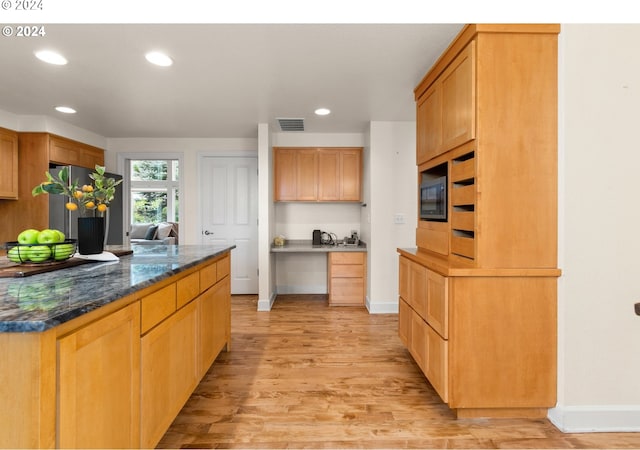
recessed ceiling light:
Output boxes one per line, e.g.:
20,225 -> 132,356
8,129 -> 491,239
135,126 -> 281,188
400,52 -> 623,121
145,51 -> 173,67
35,50 -> 68,65
315,108 -> 331,116
55,106 -> 76,114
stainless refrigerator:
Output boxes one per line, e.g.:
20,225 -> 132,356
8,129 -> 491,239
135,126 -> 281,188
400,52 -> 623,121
48,164 -> 124,245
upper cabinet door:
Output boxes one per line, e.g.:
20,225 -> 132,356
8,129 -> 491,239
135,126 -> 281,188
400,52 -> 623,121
0,128 -> 18,199
415,41 -> 475,165
339,148 -> 362,201
296,149 -> 318,201
417,85 -> 442,165
440,42 -> 475,152
318,149 -> 340,201
274,148 -> 298,201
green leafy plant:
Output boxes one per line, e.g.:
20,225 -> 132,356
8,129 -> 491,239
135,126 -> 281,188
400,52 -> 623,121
32,165 -> 123,216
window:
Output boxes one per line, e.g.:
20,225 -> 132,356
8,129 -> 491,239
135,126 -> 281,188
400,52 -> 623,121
129,159 -> 179,224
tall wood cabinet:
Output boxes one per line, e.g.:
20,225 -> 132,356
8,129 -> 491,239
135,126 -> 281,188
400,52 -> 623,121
0,132 -> 104,245
0,127 -> 18,199
274,147 -> 362,202
399,24 -> 561,419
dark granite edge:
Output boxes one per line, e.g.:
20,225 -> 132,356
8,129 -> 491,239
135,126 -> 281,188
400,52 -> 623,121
0,245 -> 235,333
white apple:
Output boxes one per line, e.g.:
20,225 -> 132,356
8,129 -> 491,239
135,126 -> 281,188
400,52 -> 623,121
17,229 -> 40,245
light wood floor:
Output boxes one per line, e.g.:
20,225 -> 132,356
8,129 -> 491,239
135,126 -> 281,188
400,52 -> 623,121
158,294 -> 640,449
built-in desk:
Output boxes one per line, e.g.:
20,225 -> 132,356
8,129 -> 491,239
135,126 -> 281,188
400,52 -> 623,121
271,240 -> 367,306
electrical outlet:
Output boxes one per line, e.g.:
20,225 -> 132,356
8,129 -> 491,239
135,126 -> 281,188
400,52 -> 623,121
394,213 -> 405,224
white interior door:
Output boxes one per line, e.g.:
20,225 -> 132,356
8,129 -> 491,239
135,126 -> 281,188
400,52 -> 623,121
200,156 -> 258,294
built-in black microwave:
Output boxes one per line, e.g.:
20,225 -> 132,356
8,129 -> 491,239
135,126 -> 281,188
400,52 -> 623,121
420,176 -> 447,221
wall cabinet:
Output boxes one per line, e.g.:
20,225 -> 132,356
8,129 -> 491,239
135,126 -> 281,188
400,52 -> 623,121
327,252 -> 366,306
274,147 -> 362,202
48,135 -> 104,169
415,42 -> 474,165
401,24 -> 561,419
0,127 -> 19,199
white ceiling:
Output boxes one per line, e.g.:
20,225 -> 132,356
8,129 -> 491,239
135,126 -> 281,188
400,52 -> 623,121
0,24 -> 464,138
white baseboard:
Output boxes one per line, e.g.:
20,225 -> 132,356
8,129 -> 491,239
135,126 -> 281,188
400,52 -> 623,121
257,292 -> 276,311
548,405 -> 640,432
366,297 -> 399,314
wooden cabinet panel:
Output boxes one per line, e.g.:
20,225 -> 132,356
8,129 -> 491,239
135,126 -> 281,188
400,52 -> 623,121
49,135 -> 104,169
339,149 -> 362,201
198,276 -> 230,377
416,85 -> 441,164
318,149 -> 340,200
57,302 -> 140,449
216,254 -> 230,281
426,270 -> 448,339
409,308 -> 427,373
296,149 -> 318,201
328,252 -> 366,306
177,271 -> 200,309
0,133 -> 49,244
199,262 -> 217,293
140,300 -> 199,449
440,42 -> 475,151
141,284 -> 177,334
398,298 -> 411,347
0,128 -> 18,199
425,323 -> 448,402
274,147 -> 362,202
274,148 -> 297,201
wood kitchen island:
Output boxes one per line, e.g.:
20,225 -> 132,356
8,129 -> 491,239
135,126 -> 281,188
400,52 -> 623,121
0,244 -> 234,449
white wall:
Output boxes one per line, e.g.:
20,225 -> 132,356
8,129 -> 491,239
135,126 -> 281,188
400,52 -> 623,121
106,137 -> 257,245
549,24 -> 640,432
366,121 -> 417,313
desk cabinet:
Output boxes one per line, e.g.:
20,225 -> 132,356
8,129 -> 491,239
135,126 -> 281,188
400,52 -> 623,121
327,252 -> 366,306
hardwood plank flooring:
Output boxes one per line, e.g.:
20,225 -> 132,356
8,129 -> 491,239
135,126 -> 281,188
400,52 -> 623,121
158,294 -> 640,449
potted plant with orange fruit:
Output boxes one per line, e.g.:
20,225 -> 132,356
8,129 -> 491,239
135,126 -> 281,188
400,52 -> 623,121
32,165 -> 122,254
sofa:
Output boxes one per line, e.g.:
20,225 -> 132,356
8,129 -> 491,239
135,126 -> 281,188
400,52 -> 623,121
129,222 -> 179,245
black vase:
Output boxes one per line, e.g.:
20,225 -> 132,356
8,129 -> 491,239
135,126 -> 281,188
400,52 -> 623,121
77,217 -> 105,255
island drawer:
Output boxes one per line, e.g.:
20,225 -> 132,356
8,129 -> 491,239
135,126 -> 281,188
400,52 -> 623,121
141,284 -> 177,334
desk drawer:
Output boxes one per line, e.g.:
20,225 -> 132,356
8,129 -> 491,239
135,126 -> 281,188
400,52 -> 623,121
331,264 -> 364,278
330,252 -> 364,265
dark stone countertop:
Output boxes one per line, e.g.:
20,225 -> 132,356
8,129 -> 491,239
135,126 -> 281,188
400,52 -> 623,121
0,244 -> 235,333
270,239 -> 367,253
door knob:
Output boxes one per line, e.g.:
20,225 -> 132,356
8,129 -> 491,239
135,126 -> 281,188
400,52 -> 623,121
203,230 -> 214,235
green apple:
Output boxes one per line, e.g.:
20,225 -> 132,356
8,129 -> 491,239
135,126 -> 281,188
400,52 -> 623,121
37,229 -> 60,244
52,243 -> 75,260
7,246 -> 29,263
28,245 -> 51,262
17,229 -> 40,245
54,230 -> 65,242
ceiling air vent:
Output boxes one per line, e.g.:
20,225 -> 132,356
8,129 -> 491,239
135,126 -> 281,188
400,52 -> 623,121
277,118 -> 304,132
